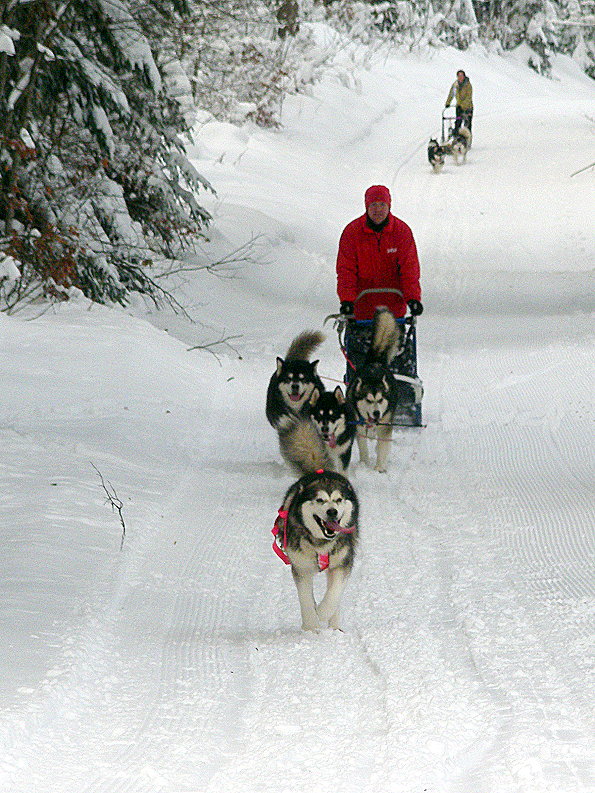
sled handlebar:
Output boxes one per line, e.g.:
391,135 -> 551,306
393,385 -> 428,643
353,287 -> 403,303
325,288 -> 418,327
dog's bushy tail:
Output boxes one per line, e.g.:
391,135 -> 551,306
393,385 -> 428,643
366,307 -> 403,367
278,416 -> 331,476
285,330 -> 325,362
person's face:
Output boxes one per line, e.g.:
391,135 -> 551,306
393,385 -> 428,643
367,201 -> 390,225
457,72 -> 465,83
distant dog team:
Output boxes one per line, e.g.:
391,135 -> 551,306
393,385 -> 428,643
428,123 -> 471,170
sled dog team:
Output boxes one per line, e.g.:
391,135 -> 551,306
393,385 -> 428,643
266,307 -> 415,632
427,125 -> 471,173
428,69 -> 474,172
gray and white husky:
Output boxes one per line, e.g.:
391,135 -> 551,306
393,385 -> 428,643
266,331 -> 325,429
274,419 -> 359,631
347,307 -> 418,472
449,125 -> 471,165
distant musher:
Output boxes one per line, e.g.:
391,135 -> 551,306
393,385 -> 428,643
445,69 -> 473,137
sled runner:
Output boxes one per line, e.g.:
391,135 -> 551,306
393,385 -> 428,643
325,289 -> 424,428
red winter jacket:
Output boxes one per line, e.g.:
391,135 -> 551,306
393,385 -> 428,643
336,213 -> 421,320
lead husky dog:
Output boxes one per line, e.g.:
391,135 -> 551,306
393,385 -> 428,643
274,419 -> 359,631
347,307 -> 416,472
266,331 -> 325,429
308,386 -> 357,473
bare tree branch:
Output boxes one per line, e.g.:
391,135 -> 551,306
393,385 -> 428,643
92,463 -> 127,551
155,235 -> 266,280
187,331 -> 243,362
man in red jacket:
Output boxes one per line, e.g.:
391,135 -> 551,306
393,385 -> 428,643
336,184 -> 422,320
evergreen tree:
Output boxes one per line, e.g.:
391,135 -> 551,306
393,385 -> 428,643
0,0 -> 213,309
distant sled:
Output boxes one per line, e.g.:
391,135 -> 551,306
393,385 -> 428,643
439,107 -> 472,165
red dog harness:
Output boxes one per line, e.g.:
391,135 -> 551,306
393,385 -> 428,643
272,508 -> 330,571
272,467 -> 356,573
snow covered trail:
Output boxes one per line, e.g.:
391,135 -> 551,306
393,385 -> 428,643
3,300 -> 591,793
1,35 -> 594,793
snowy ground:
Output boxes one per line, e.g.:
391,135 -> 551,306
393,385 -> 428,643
1,30 -> 594,793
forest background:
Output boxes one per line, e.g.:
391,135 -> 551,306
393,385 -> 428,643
1,0 -> 593,313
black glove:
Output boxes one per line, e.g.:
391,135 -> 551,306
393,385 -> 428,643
408,299 -> 423,316
340,301 -> 354,316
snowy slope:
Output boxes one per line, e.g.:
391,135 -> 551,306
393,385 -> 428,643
1,31 -> 594,793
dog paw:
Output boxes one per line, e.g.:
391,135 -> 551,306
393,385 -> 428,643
374,464 -> 387,473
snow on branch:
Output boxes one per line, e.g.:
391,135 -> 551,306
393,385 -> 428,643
98,0 -> 162,91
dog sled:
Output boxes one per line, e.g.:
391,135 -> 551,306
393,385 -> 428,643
325,288 -> 424,428
441,107 -> 457,145
441,107 -> 472,150
432,107 -> 472,167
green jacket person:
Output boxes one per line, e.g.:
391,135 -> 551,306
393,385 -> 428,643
446,70 -> 473,135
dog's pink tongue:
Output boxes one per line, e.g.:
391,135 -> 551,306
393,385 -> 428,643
289,394 -> 301,402
324,520 -> 343,533
328,434 -> 337,448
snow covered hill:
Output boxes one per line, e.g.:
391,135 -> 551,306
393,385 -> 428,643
1,30 -> 594,792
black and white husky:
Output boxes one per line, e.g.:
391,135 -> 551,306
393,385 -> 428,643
308,386 -> 357,473
274,419 -> 359,631
427,138 -> 445,173
347,307 -> 418,472
266,331 -> 325,429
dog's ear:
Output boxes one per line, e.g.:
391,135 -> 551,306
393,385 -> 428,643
276,357 -> 284,377
334,385 -> 345,404
353,376 -> 362,392
346,481 -> 357,501
311,359 -> 320,376
309,388 -> 320,406
382,376 -> 390,391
